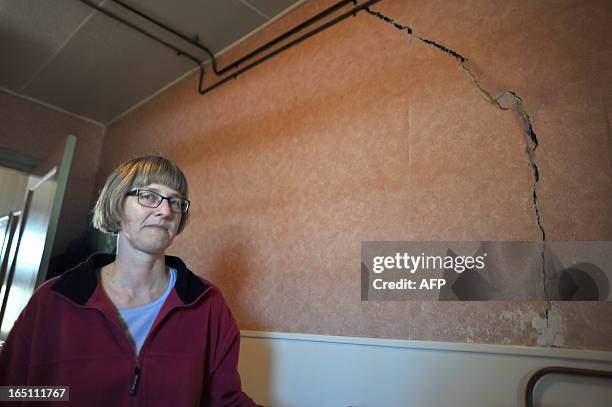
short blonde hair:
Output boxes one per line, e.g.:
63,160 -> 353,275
93,155 -> 189,234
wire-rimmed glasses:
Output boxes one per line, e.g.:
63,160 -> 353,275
126,189 -> 190,214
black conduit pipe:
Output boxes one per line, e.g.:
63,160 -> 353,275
76,0 -> 202,65
197,0 -> 384,95
109,0 -> 358,76
525,366 -> 612,407
76,0 -> 384,95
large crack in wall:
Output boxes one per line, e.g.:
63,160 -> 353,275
605,102 -> 612,172
361,5 -> 553,330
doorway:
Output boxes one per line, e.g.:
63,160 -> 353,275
0,135 -> 75,340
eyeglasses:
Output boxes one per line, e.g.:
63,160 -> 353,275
126,189 -> 190,214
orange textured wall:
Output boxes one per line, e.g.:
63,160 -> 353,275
0,91 -> 105,255
99,0 -> 612,350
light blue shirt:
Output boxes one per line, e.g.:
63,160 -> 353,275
118,268 -> 176,356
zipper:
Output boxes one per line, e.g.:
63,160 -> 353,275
77,299 -> 186,397
55,296 -> 142,399
56,270 -> 211,400
79,305 -> 143,396
129,366 -> 141,395
130,343 -> 142,396
125,299 -> 197,396
127,307 -> 177,397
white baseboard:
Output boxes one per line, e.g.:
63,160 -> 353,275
238,331 -> 612,407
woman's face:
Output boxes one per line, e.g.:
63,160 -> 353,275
118,183 -> 183,255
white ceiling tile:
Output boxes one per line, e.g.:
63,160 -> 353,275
242,0 -> 304,19
0,0 -> 102,90
0,0 -> 304,123
22,12 -> 195,123
109,0 -> 268,55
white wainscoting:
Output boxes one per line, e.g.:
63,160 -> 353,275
238,331 -> 612,407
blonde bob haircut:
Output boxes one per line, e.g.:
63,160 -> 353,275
93,155 -> 189,234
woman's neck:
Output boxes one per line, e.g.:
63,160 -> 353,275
101,242 -> 169,302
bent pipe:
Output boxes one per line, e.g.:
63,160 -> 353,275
77,0 -> 383,96
109,0 -> 358,76
196,0 -> 384,95
525,366 -> 612,407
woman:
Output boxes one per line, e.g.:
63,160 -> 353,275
0,155 -> 260,406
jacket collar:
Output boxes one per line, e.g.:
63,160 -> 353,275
51,252 -> 210,306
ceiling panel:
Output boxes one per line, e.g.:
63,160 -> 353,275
0,0 -> 102,90
109,0 -> 268,55
0,0 -> 305,124
22,12 -> 195,123
243,0 -> 304,19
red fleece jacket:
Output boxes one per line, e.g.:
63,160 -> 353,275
0,253 -> 260,407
